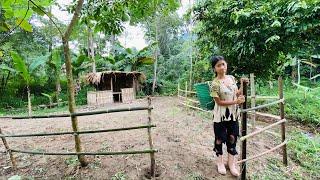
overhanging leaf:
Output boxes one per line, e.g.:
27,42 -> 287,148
0,64 -> 15,72
51,50 -> 62,70
15,18 -> 32,32
265,35 -> 280,44
29,54 -> 50,72
137,57 -> 154,65
10,51 -> 31,83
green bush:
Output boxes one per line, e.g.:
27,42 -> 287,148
255,78 -> 320,127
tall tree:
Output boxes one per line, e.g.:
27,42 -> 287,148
193,0 -> 320,79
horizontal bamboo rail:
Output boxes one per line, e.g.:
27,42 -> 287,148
0,125 -> 157,138
240,119 -> 286,141
1,106 -> 153,119
247,123 -> 280,137
1,100 -> 157,173
248,111 -> 281,120
178,95 -> 200,104
237,141 -> 287,164
179,102 -> 211,113
10,149 -> 158,156
177,88 -> 197,94
247,95 -> 278,99
240,99 -> 284,113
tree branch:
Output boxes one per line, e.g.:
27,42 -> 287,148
0,1 -> 30,43
28,0 -> 64,37
63,0 -> 84,40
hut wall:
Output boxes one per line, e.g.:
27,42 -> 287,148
121,88 -> 135,103
96,90 -> 113,105
87,91 -> 97,106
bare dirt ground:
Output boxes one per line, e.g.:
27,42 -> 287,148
0,97 -> 300,179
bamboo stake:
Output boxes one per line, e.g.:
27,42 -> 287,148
0,128 -> 16,170
237,141 -> 287,164
241,81 -> 248,180
177,83 -> 180,97
147,96 -> 156,177
185,81 -> 188,99
298,59 -> 301,85
250,73 -> 256,129
279,77 -> 288,166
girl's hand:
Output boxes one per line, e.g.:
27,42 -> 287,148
240,77 -> 249,84
236,95 -> 245,104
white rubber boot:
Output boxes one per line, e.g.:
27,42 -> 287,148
216,155 -> 226,175
228,153 -> 240,177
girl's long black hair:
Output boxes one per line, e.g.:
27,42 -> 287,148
210,56 -> 225,76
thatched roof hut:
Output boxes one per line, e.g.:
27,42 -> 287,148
85,71 -> 146,93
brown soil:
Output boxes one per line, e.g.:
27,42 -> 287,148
0,97 -> 303,179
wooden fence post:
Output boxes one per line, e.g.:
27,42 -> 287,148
0,128 -> 17,170
147,96 -> 156,177
278,77 -> 288,166
241,81 -> 248,180
250,73 -> 256,129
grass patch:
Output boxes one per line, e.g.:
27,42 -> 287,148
249,130 -> 320,179
255,79 -> 320,127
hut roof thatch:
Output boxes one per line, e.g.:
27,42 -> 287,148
85,71 -> 146,85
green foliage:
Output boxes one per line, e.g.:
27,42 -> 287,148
111,172 -> 128,180
97,42 -> 155,71
0,0 -> 53,33
256,78 -> 320,127
79,0 -> 179,36
289,131 -> 320,178
65,156 -> 79,167
10,51 -> 30,83
250,131 -> 320,179
193,0 -> 320,79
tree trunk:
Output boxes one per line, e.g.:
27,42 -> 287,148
62,0 -> 87,167
110,34 -> 116,56
55,73 -> 61,104
27,85 -> 32,117
48,6 -> 61,105
88,26 -> 96,73
188,0 -> 193,91
152,16 -> 159,94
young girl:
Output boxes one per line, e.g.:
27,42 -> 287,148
209,56 -> 246,176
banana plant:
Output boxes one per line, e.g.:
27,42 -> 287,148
10,51 -> 49,116
41,93 -> 53,107
48,48 -> 64,104
102,42 -> 155,71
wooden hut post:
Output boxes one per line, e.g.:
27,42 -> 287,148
147,96 -> 156,177
250,73 -> 256,129
110,76 -> 113,92
241,81 -> 248,180
278,77 -> 288,166
132,76 -> 137,95
0,128 -> 17,170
